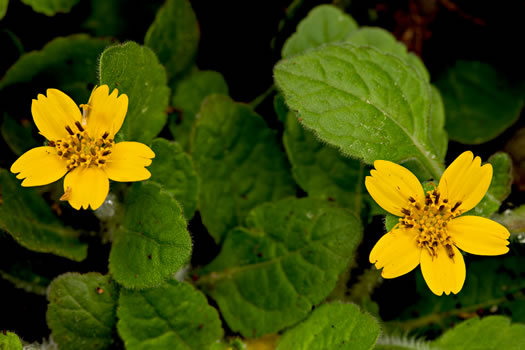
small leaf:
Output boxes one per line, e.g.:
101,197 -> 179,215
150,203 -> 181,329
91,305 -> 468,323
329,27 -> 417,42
145,0 -> 199,81
435,61 -> 524,144
276,303 -> 379,350
283,111 -> 366,213
0,0 -> 8,20
148,138 -> 199,220
0,331 -> 22,350
0,169 -> 87,261
345,27 -> 429,81
21,0 -> 79,16
434,316 -> 525,350
117,280 -> 223,350
99,41 -> 170,145
191,94 -> 295,242
472,152 -> 513,217
0,34 -> 110,100
46,272 -> 118,350
1,114 -> 39,156
108,182 -> 192,289
282,4 -> 358,58
493,205 -> 525,239
169,70 -> 229,149
274,43 -> 445,180
199,197 -> 363,337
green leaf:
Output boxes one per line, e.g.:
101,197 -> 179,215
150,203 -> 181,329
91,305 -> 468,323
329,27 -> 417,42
0,34 -> 110,100
0,331 -> 22,350
169,70 -> 229,149
21,0 -> 79,16
1,114 -> 39,156
0,169 -> 87,261
148,138 -> 199,220
434,316 -> 525,350
282,4 -> 358,58
471,152 -> 513,217
145,0 -> 199,81
274,43 -> 445,180
82,0 -> 126,37
99,41 -> 170,145
429,86 -> 448,161
191,94 -> 295,242
274,93 -> 288,123
277,302 -> 379,350
198,197 -> 363,337
117,280 -> 223,350
46,273 -> 118,350
108,182 -> 192,289
283,111 -> 366,213
345,27 -> 429,82
493,205 -> 525,239
0,0 -> 8,20
435,61 -> 524,144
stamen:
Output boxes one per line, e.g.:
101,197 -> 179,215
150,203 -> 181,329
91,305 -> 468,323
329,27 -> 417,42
102,131 -> 109,139
401,208 -> 411,216
75,121 -> 85,132
65,125 -> 74,135
451,201 -> 462,212
408,196 -> 416,203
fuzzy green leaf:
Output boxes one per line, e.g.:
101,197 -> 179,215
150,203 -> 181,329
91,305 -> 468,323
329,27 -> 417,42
0,331 -> 22,350
108,182 -> 192,289
0,0 -> 8,20
435,316 -> 525,350
274,43 -> 445,180
169,70 -> 229,149
1,114 -> 39,156
117,280 -> 223,350
0,169 -> 87,261
277,302 -> 379,350
99,41 -> 170,145
199,198 -> 363,337
346,27 -> 429,81
282,4 -> 357,58
21,0 -> 79,16
145,0 -> 199,81
148,138 -> 199,220
471,152 -> 513,217
283,112 -> 366,213
435,61 -> 524,144
46,273 -> 118,350
191,94 -> 295,242
0,34 -> 109,100
493,205 -> 525,239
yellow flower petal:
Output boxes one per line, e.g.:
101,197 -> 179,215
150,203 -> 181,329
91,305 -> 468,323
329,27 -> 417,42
84,85 -> 128,139
31,89 -> 83,141
104,142 -> 155,182
438,151 -> 493,213
420,245 -> 465,296
64,166 -> 109,210
448,216 -> 510,256
370,228 -> 421,278
10,146 -> 68,187
365,160 -> 425,216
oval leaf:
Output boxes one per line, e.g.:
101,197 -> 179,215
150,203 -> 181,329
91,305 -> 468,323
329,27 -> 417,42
0,331 -> 22,350
21,0 -> 79,16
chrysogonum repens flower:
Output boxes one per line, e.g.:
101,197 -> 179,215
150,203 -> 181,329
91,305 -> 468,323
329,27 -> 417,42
366,151 -> 510,296
10,86 -> 155,210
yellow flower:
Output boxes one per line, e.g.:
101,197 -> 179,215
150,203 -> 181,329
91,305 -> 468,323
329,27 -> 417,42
10,86 -> 155,210
365,151 -> 510,296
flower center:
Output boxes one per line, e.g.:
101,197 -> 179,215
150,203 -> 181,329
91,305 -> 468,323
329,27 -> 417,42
399,189 -> 463,259
49,122 -> 113,170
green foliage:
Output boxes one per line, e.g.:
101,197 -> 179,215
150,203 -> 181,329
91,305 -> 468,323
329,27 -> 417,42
274,43 -> 445,180
21,0 -> 79,16
199,197 -> 363,337
472,152 -> 513,217
493,205 -> 525,239
99,41 -> 170,145
108,182 -> 192,289
282,4 -> 358,58
283,111 -> 366,213
1,114 -> 39,156
144,0 -> 199,81
435,61 -> 524,144
277,302 -> 379,350
434,316 -> 525,350
148,138 -> 199,220
0,169 -> 87,261
0,0 -> 7,20
0,331 -> 22,350
117,280 -> 223,350
46,273 -> 118,350
169,70 -> 229,149
191,94 -> 295,242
